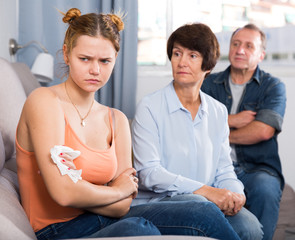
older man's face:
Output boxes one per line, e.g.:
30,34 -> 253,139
229,28 -> 265,72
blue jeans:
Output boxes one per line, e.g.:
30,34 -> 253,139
235,166 -> 282,240
36,214 -> 160,239
36,200 -> 240,239
125,200 -> 240,239
162,194 -> 263,240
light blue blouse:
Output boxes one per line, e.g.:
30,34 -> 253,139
131,81 -> 244,205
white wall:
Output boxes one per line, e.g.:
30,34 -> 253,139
137,62 -> 295,191
277,76 -> 295,191
261,64 -> 295,191
0,0 -> 18,60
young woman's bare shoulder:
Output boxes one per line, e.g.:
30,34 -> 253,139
110,108 -> 131,136
111,108 -> 129,124
23,87 -> 61,115
25,87 -> 59,107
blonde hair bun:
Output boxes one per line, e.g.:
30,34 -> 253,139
62,8 -> 81,24
109,14 -> 124,32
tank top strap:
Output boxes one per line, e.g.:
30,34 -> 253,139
63,113 -> 68,124
108,107 -> 115,140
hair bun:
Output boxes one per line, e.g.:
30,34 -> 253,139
109,14 -> 124,32
62,8 -> 81,24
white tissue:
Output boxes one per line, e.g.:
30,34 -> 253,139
50,145 -> 82,183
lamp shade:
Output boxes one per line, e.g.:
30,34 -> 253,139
31,53 -> 54,83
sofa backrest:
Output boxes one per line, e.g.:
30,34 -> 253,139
11,62 -> 41,96
0,132 -> 5,172
0,57 -> 40,173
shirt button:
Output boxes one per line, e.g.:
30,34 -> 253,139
228,96 -> 232,99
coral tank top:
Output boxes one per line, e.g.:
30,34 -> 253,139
16,108 -> 117,232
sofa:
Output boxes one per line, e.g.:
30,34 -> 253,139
0,57 -> 294,240
0,57 -> 40,240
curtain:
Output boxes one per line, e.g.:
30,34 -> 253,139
18,0 -> 138,119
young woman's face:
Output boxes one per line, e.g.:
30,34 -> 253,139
64,35 -> 117,92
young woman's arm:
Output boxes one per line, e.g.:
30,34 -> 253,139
84,109 -> 137,217
19,88 -> 136,211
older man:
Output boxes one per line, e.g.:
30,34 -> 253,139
202,24 -> 286,240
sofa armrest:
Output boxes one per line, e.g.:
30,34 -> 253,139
0,176 -> 36,240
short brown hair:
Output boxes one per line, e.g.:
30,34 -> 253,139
167,23 -> 220,72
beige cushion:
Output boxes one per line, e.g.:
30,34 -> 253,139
0,168 -> 19,196
11,62 -> 40,96
0,133 -> 4,171
0,183 -> 36,240
0,58 -> 27,163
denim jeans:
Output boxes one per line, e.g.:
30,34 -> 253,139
162,194 -> 263,240
124,200 -> 240,240
36,214 -> 160,239
36,200 -> 240,239
235,165 -> 282,240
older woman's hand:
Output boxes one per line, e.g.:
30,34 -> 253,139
194,185 -> 245,216
231,192 -> 246,214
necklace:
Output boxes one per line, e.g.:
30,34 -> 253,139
64,82 -> 94,127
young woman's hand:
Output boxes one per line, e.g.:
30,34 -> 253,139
108,168 -> 138,199
60,152 -> 138,200
59,152 -> 77,170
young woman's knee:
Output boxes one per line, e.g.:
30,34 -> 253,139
120,217 -> 161,236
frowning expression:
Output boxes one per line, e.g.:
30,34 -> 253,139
64,35 -> 117,92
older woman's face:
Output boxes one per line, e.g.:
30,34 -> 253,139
171,43 -> 210,87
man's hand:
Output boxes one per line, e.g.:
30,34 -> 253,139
228,110 -> 256,129
194,185 -> 245,216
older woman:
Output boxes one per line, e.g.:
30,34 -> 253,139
132,23 -> 263,240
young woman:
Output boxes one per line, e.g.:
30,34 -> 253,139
16,8 -> 241,240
